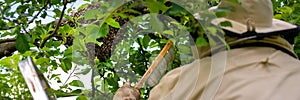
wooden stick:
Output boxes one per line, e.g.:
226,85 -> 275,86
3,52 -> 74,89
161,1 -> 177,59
135,40 -> 173,89
18,57 -> 56,100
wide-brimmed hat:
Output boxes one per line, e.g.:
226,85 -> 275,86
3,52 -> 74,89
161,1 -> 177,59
210,0 -> 298,34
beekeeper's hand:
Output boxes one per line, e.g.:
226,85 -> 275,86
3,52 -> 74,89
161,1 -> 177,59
113,82 -> 140,100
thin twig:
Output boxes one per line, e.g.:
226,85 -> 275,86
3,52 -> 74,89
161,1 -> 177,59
0,16 -> 14,30
28,0 -> 49,24
137,38 -> 149,67
2,16 -> 12,22
1,2 -> 17,23
89,56 -> 96,97
86,43 -> 96,97
40,0 -> 68,48
21,25 -> 29,34
62,65 -> 78,85
96,89 -> 106,95
1,2 -> 15,22
91,67 -> 96,97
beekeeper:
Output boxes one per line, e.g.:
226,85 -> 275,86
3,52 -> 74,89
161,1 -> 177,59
114,0 -> 300,99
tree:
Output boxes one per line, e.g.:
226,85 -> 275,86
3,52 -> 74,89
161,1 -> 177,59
0,0 -> 300,99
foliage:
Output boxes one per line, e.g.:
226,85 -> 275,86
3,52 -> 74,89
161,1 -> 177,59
0,0 -> 299,100
272,0 -> 300,57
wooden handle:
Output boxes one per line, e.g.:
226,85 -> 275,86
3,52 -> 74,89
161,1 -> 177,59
135,40 -> 173,89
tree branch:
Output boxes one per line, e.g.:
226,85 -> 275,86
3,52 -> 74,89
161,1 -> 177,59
40,0 -> 68,48
0,38 -> 16,44
86,43 -> 96,97
0,42 -> 16,58
21,25 -> 29,34
0,38 -> 16,59
62,65 -> 78,86
137,38 -> 149,67
28,0 -> 50,24
91,67 -> 96,97
2,16 -> 12,22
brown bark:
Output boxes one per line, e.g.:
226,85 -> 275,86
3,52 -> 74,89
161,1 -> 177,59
0,41 -> 16,58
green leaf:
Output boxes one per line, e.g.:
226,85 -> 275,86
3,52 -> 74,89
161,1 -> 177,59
214,7 -> 234,18
196,37 -> 209,47
40,33 -> 50,39
53,89 -> 78,97
59,24 -> 72,35
69,80 -> 84,87
166,3 -> 186,16
0,56 -> 12,67
51,0 -> 60,5
5,0 -> 13,5
106,18 -> 120,28
84,9 -> 101,20
16,5 -> 28,14
53,9 -> 61,17
41,11 -> 47,18
215,7 -> 234,12
36,57 -> 50,65
75,68 -> 91,75
177,45 -> 191,54
227,0 -> 241,5
16,34 -> 30,53
76,96 -> 88,100
106,73 -> 119,89
163,30 -> 174,36
85,24 -> 100,42
36,57 -> 51,72
78,3 -> 89,10
207,27 -> 217,36
150,41 -> 159,48
59,57 -> 72,73
274,14 -> 282,19
145,0 -> 169,13
73,32 -> 87,51
0,19 -> 6,28
215,12 -> 228,18
71,89 -> 82,94
23,51 -> 33,57
278,6 -> 293,14
28,7 -> 35,16
143,35 -> 151,48
220,21 -> 232,27
99,24 -> 109,37
68,0 -> 76,3
64,46 -> 73,56
150,14 -> 164,33
37,0 -> 46,4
